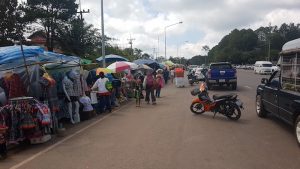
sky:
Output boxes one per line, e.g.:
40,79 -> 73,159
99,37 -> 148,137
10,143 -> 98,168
21,0 -> 300,59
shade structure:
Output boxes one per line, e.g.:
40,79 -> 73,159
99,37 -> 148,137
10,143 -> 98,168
163,60 -> 175,66
136,64 -> 152,70
133,59 -> 159,69
107,61 -> 138,73
96,68 -> 113,75
96,54 -> 129,62
133,59 -> 157,65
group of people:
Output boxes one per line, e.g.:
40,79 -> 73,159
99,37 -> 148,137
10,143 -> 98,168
89,68 -> 175,111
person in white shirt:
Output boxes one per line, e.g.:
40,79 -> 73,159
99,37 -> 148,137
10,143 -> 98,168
92,72 -> 111,113
79,93 -> 95,120
170,69 -> 175,83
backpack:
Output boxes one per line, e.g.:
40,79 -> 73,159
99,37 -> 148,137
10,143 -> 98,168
105,81 -> 113,92
146,75 -> 154,88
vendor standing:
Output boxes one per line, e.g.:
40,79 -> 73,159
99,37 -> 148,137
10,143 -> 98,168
92,72 -> 111,113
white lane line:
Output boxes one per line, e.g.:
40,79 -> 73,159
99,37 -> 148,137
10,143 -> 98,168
244,86 -> 252,89
10,104 -> 129,169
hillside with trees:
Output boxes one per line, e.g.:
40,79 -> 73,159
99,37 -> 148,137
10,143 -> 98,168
189,23 -> 300,65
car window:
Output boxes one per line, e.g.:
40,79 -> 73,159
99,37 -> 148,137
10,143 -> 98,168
269,71 -> 280,88
262,64 -> 272,67
210,64 -> 232,69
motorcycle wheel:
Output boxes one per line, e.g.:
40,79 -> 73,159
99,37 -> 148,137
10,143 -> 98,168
226,103 -> 241,120
190,102 -> 205,114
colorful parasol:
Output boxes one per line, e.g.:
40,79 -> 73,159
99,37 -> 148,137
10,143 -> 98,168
163,60 -> 175,66
107,61 -> 138,73
96,68 -> 113,75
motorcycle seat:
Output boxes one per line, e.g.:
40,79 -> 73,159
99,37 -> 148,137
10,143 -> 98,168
213,94 -> 237,100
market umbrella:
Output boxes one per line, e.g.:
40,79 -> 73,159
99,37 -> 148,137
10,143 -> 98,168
133,59 -> 157,65
96,68 -> 113,75
159,63 -> 166,69
156,69 -> 163,74
163,60 -> 175,66
133,59 -> 159,69
136,64 -> 152,70
96,54 -> 129,62
107,61 -> 138,73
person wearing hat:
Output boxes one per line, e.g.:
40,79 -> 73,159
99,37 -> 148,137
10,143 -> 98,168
92,72 -> 111,113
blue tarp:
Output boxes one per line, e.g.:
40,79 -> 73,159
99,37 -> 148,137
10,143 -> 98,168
0,46 -> 81,70
0,45 -> 44,64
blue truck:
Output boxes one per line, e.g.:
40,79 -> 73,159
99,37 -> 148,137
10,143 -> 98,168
206,62 -> 237,90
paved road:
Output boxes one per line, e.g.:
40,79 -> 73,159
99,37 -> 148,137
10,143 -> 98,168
2,70 -> 300,169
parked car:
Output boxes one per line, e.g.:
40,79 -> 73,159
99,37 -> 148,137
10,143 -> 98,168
254,61 -> 273,74
206,62 -> 237,90
272,65 -> 280,72
256,38 -> 300,146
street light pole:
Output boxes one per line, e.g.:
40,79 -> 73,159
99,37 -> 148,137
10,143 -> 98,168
164,21 -> 183,60
101,0 -> 106,67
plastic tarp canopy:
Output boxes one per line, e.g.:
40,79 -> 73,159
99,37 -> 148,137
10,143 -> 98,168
282,38 -> 300,52
96,54 -> 129,62
0,46 -> 81,71
0,45 -> 44,64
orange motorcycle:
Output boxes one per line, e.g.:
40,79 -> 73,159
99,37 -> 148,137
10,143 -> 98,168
190,88 -> 244,120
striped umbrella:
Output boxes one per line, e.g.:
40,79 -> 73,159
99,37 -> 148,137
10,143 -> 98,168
107,61 -> 138,73
96,68 -> 112,75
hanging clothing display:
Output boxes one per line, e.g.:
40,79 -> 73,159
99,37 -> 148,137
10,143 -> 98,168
1,73 -> 27,99
0,98 -> 52,146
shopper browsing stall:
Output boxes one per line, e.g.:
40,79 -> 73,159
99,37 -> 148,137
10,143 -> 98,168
92,72 -> 111,113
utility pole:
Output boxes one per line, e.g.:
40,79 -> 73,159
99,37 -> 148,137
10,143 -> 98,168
153,48 -> 156,59
77,0 -> 90,20
101,0 -> 105,67
157,36 -> 159,59
127,35 -> 135,56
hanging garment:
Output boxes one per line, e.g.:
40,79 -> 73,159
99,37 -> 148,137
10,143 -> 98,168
3,73 -> 27,99
35,103 -> 51,126
73,77 -> 83,97
62,77 -> 76,97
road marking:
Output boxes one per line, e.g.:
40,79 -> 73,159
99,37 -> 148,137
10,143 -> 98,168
244,86 -> 252,89
10,104 -> 129,169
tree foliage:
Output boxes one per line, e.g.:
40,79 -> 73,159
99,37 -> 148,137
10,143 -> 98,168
21,0 -> 78,51
56,19 -> 101,58
0,0 -> 23,46
206,23 -> 300,64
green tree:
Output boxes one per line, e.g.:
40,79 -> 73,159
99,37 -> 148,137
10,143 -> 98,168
0,0 -> 23,46
21,0 -> 78,51
57,19 -> 101,57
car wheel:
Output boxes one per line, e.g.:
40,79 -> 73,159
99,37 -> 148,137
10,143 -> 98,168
256,95 -> 268,118
295,115 -> 300,146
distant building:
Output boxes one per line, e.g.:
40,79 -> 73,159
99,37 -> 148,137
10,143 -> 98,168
26,31 -> 62,53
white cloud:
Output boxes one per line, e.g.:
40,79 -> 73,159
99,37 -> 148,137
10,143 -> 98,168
79,0 -> 300,59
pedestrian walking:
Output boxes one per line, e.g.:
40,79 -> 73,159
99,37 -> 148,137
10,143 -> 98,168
155,73 -> 164,98
170,68 -> 175,83
163,68 -> 169,84
143,71 -> 156,105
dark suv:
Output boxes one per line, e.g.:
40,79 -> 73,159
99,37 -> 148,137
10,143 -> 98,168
256,38 -> 300,146
206,62 -> 237,90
